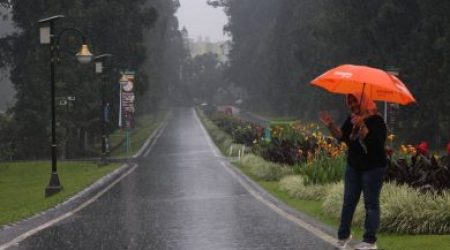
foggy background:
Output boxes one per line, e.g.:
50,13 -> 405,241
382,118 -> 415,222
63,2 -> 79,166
176,0 -> 229,42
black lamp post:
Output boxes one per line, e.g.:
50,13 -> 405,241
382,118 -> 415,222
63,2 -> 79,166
38,15 -> 94,197
94,54 -> 113,165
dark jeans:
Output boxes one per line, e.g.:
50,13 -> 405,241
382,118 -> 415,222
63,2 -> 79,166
338,165 -> 385,244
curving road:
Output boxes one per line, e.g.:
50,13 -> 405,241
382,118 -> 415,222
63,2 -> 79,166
9,108 -> 336,250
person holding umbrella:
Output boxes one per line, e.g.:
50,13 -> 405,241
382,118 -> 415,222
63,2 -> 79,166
320,92 -> 386,250
311,64 -> 416,250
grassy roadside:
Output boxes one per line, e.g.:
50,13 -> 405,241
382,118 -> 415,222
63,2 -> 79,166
196,108 -> 450,250
109,112 -> 167,157
0,161 -> 121,226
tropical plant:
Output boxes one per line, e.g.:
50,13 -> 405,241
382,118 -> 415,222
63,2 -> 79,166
385,155 -> 450,192
294,155 -> 346,185
208,111 -> 260,146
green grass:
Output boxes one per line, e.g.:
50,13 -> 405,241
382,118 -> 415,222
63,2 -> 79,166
0,161 -> 121,226
109,113 -> 166,157
238,165 -> 450,250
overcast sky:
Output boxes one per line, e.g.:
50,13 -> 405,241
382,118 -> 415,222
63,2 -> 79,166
176,0 -> 229,42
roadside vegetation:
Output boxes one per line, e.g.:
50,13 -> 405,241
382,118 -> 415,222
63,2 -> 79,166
197,107 -> 450,250
104,112 -> 167,158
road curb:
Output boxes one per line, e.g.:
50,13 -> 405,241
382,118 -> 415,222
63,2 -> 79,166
0,113 -> 170,247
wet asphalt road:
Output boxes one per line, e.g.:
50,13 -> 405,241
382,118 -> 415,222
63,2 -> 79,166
11,108 -> 335,250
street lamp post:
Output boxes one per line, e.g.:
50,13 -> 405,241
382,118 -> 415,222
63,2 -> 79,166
385,67 -> 400,129
94,54 -> 113,165
39,15 -> 93,197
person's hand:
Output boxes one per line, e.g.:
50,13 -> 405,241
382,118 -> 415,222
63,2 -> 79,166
351,114 -> 363,127
319,111 -> 333,127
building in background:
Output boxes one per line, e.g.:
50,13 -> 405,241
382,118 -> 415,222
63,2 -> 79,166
188,36 -> 229,63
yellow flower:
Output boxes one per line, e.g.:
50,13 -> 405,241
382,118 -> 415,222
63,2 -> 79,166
387,134 -> 395,141
400,145 -> 408,154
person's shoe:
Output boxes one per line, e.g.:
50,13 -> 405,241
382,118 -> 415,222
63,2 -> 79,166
354,241 -> 378,250
336,234 -> 352,249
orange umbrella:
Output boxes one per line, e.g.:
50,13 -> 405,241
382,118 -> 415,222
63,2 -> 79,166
311,64 -> 416,105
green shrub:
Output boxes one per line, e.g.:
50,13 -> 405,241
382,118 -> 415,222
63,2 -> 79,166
294,155 -> 346,185
380,182 -> 450,234
279,175 -> 330,201
321,181 -> 450,234
209,112 -> 259,146
240,154 -> 292,181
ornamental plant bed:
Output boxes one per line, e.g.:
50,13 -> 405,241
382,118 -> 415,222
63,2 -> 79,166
385,155 -> 450,192
207,110 -> 450,191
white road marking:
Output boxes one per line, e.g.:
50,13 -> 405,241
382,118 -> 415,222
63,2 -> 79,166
143,121 -> 168,157
192,108 -> 221,158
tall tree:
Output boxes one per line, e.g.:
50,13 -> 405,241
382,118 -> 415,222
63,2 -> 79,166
0,0 -> 187,159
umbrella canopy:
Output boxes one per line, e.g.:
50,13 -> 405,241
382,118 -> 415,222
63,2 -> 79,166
311,64 -> 416,105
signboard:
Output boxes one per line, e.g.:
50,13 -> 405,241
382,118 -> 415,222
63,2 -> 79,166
119,71 -> 136,128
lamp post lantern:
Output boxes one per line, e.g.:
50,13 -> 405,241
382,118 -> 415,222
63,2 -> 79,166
38,15 -> 94,197
94,54 -> 113,165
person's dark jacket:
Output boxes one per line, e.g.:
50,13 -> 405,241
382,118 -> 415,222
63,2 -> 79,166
341,114 -> 387,170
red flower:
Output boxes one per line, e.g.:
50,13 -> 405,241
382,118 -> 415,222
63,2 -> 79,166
416,141 -> 429,155
447,142 -> 450,154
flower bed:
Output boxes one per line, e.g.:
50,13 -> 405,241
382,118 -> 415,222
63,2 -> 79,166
207,110 -> 450,192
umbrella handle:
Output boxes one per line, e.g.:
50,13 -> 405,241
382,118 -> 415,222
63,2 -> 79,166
359,82 -> 366,112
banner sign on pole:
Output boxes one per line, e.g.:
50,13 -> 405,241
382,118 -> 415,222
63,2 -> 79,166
119,70 -> 136,129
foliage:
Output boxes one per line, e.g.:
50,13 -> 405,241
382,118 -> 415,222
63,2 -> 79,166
210,109 -> 450,191
294,155 -> 346,186
256,138 -> 305,166
278,175 -> 330,201
108,113 -> 165,158
209,111 -> 260,146
0,113 -> 14,160
240,154 -> 292,181
385,155 -> 450,192
197,108 -> 235,155
184,53 -> 229,106
322,181 -> 450,234
0,0 -> 186,159
255,122 -> 346,166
